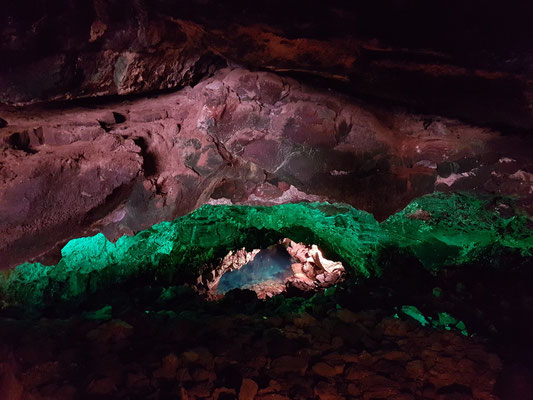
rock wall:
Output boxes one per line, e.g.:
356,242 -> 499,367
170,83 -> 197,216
1,68 -> 532,269
1,0 -> 532,129
2,194 -> 531,310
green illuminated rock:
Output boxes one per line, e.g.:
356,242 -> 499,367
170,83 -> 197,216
0,202 -> 383,308
0,193 -> 531,309
382,192 -> 533,270
399,306 -> 469,336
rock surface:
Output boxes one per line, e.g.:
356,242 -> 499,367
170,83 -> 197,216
1,1 -> 532,130
1,68 -> 532,269
0,279 -> 509,400
1,196 -> 530,310
202,239 -> 345,300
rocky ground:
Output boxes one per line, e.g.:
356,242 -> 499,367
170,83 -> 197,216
1,257 -> 532,400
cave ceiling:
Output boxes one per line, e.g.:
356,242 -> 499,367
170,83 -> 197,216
0,0 -> 532,269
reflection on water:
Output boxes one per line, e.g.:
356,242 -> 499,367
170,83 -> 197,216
217,244 -> 294,293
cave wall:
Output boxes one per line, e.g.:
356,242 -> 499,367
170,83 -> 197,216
1,68 -> 532,269
3,194 -> 531,310
1,0 -> 532,129
1,1 -> 532,269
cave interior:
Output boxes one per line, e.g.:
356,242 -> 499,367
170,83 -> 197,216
0,1 -> 532,399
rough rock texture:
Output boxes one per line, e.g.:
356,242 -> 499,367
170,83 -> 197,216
1,68 -> 532,269
0,284 -> 506,400
202,240 -> 345,300
1,1 -> 532,130
1,196 -> 530,310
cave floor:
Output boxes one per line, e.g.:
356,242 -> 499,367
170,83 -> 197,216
1,262 -> 532,400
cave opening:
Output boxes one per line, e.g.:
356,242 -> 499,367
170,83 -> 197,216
202,239 -> 346,300
216,244 -> 295,296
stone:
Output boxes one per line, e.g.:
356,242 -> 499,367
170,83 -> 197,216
86,377 -> 117,395
258,380 -> 283,395
187,381 -> 213,398
347,383 -> 362,397
191,368 -> 216,382
20,361 -> 60,389
239,378 -> 259,400
0,364 -> 23,400
86,320 -> 133,343
336,309 -> 359,324
270,355 -> 309,375
213,387 -> 237,400
53,384 -> 77,400
314,381 -> 345,400
1,65 -> 531,272
406,360 -> 425,379
312,362 -> 343,378
126,372 -> 150,388
344,365 -> 372,381
256,395 -> 290,400
153,353 -> 179,379
176,368 -> 192,382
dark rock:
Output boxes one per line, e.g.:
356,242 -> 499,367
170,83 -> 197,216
1,1 -> 532,130
239,378 -> 259,400
270,355 -> 309,376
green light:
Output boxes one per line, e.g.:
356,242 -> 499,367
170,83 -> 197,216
401,305 -> 430,326
0,192 -> 531,310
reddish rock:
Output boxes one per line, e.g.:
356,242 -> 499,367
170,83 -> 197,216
312,362 -> 344,378
153,353 -> 179,379
256,395 -> 290,400
86,377 -> 117,395
270,355 -> 309,375
344,365 -> 372,381
257,380 -> 283,395
239,378 -> 259,400
314,381 -> 345,400
0,364 -> 23,400
335,309 -> 359,324
405,360 -> 425,379
213,387 -> 237,400
20,361 -> 60,389
86,319 -> 133,343
2,1 -> 532,134
1,67 -> 532,269
187,381 -> 213,398
191,368 -> 216,383
126,372 -> 150,389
